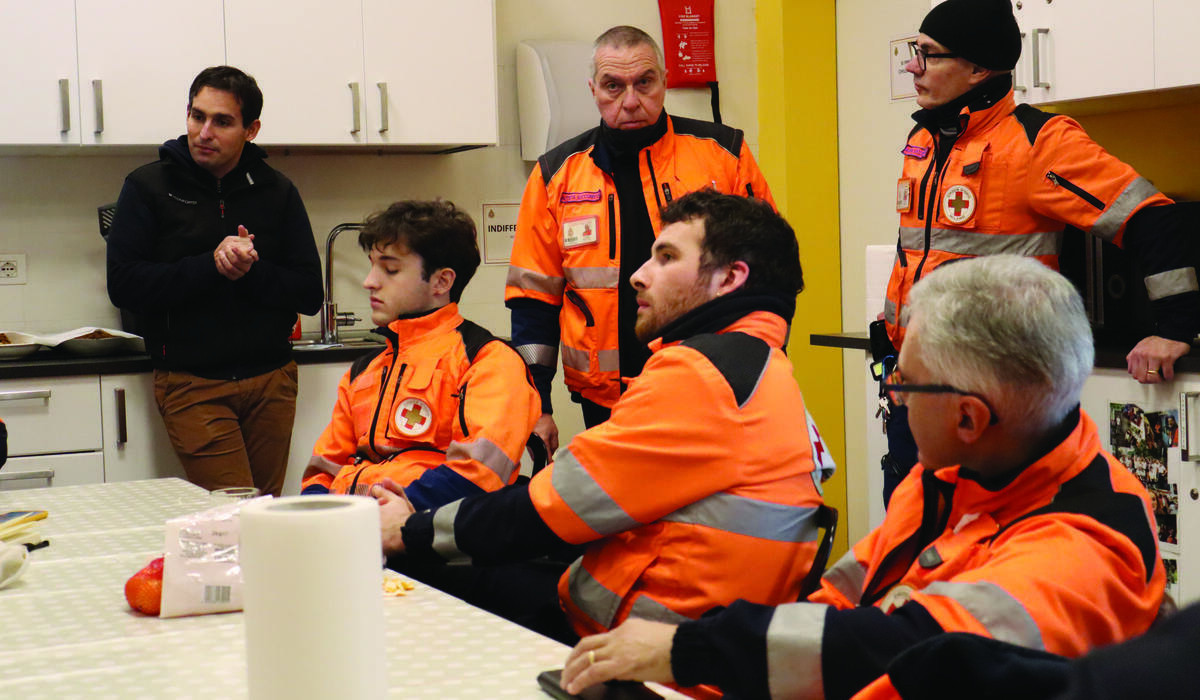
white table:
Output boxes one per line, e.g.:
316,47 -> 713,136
0,479 -> 668,699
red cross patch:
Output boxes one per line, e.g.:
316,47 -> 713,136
394,398 -> 434,437
941,185 -> 976,224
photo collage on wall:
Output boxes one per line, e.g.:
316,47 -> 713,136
1110,402 -> 1180,600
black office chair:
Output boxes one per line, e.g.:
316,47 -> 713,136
797,504 -> 839,600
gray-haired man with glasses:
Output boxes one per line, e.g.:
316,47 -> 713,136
559,254 -> 1164,700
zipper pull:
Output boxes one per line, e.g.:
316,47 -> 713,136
1046,172 -> 1060,187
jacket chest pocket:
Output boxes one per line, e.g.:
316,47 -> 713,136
935,140 -> 1003,233
561,197 -> 615,261
381,357 -> 455,446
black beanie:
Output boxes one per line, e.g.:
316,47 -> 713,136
919,0 -> 1022,71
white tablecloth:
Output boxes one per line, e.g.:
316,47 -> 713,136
0,479 -> 648,699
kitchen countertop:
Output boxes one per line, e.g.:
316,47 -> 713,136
0,342 -> 385,381
810,331 -> 1200,374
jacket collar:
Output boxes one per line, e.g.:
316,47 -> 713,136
647,293 -> 792,352
379,303 -> 462,350
926,407 -> 1101,518
591,111 -> 670,175
160,135 -> 268,188
912,74 -> 1015,142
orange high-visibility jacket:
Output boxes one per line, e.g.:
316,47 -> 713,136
884,89 -> 1181,349
527,310 -> 834,637
759,410 -> 1163,700
301,304 -> 539,506
506,114 -> 774,407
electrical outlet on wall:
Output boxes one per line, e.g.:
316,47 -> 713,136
0,253 -> 27,285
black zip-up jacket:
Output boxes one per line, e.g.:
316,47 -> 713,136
106,136 -> 323,379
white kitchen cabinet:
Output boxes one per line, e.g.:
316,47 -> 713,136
282,359 -> 353,495
0,376 -> 102,457
0,453 -> 105,491
0,1 -> 224,146
224,0 -> 497,147
361,0 -> 497,146
224,0 -> 366,145
0,1 -> 79,144
1080,368 -> 1200,607
0,375 -> 104,489
100,373 -> 185,483
74,1 -> 225,145
1154,0 -> 1200,90
1012,0 -> 1155,105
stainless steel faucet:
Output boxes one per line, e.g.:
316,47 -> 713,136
320,223 -> 364,345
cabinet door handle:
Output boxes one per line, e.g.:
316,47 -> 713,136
0,470 -> 54,483
115,387 -> 128,446
348,82 -> 361,134
377,82 -> 389,133
0,389 -> 51,402
1032,28 -> 1051,89
1013,33 -> 1027,93
92,79 -> 104,134
1181,392 -> 1200,462
59,78 -> 71,133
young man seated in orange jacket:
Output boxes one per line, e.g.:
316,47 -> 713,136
561,256 -> 1164,700
301,200 -> 540,510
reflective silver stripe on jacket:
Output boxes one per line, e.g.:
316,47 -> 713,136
561,346 -> 620,373
820,551 -> 866,605
882,298 -> 910,330
921,580 -> 1045,650
552,448 -> 641,536
766,602 -> 829,700
661,493 -> 821,543
1145,267 -> 1200,301
566,558 -> 621,628
305,454 -> 341,478
446,437 -> 519,483
564,267 -> 620,289
431,499 -> 467,563
507,265 -> 565,297
629,594 -> 692,625
898,226 -> 1061,257
1092,177 -> 1161,243
515,343 -> 557,368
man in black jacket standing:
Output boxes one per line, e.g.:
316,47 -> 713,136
106,66 -> 322,497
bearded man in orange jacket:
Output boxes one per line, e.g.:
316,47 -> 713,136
377,192 -> 832,698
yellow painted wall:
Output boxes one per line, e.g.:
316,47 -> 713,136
757,0 -> 848,557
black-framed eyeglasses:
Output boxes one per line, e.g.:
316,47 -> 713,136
882,368 -> 1000,425
907,40 -> 959,71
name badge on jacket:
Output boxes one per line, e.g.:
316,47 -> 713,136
896,178 -> 913,213
563,216 -> 599,249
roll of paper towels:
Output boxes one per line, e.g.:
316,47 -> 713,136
240,496 -> 385,699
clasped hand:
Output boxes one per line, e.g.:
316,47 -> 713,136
214,225 -> 258,280
373,478 -> 415,556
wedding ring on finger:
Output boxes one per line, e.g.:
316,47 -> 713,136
589,650 -> 597,665
1147,368 -> 1160,376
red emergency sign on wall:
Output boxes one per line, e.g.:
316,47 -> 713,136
658,0 -> 716,88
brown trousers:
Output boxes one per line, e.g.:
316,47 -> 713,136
154,362 -> 298,497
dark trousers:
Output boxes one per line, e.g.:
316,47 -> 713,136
883,402 -> 919,508
574,395 -> 612,429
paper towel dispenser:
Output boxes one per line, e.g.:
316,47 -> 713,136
516,40 -> 598,161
